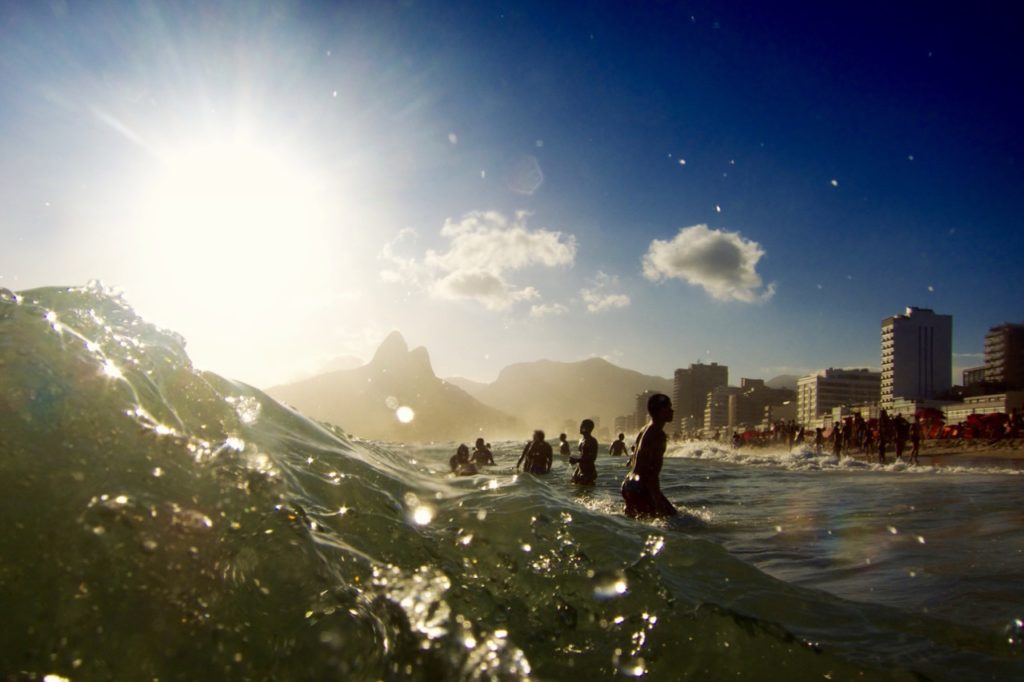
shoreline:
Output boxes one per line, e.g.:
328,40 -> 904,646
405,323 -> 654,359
837,438 -> 1024,468
915,437 -> 1024,461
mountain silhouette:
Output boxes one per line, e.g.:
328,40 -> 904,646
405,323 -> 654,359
266,332 -> 518,442
451,357 -> 672,436
765,374 -> 800,391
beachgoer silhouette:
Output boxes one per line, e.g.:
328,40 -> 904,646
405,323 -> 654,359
558,433 -> 571,457
516,430 -> 553,474
910,418 -> 922,465
814,428 -> 824,455
832,424 -> 842,458
878,409 -> 890,464
571,419 -> 598,485
450,444 -> 478,476
472,437 -> 495,465
609,433 -> 628,458
621,393 -> 677,518
893,413 -> 909,461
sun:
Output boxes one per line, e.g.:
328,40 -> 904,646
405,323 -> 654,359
118,128 -> 341,326
135,133 -> 333,298
105,126 -> 346,382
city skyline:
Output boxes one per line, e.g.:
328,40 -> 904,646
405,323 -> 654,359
2,2 -> 1022,388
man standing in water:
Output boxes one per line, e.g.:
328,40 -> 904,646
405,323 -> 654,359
609,433 -> 629,458
558,433 -> 571,457
570,419 -> 598,485
517,430 -> 553,474
472,438 -> 494,466
621,394 -> 677,518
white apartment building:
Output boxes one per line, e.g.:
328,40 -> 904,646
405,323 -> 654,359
704,385 -> 740,433
881,307 -> 952,410
944,391 -> 1024,423
797,368 -> 881,427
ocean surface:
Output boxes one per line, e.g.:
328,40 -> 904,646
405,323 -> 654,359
2,284 -> 1022,680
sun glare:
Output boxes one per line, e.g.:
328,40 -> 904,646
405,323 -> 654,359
94,126 -> 354,384
136,136 -> 332,302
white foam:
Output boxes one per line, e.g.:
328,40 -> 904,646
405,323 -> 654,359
667,440 -> 1022,475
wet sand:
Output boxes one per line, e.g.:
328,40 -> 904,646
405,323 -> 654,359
848,438 -> 1024,469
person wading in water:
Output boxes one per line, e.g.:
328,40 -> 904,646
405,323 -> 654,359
621,394 -> 677,518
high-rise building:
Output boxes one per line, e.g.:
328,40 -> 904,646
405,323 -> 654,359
614,414 -> 638,437
705,385 -> 740,433
797,368 -> 881,426
673,362 -> 728,435
984,322 -> 1024,389
963,366 -> 986,387
880,307 -> 952,410
635,390 -> 659,428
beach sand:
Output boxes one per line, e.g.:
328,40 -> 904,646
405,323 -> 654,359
841,437 -> 1024,468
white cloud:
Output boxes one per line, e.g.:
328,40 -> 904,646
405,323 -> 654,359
378,227 -> 427,285
379,211 -> 576,310
642,224 -> 775,303
580,271 -> 630,313
530,302 -> 569,318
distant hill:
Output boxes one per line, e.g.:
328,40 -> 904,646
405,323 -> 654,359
467,357 -> 673,435
266,332 -> 519,442
444,376 -> 490,395
765,374 -> 800,391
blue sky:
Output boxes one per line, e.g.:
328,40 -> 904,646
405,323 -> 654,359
2,1 -> 1022,387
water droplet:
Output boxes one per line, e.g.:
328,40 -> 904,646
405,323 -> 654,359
678,158 -> 686,166
412,506 -> 434,525
448,132 -> 458,145
593,574 -> 628,599
830,179 -> 839,187
101,360 -> 123,379
396,406 -> 415,423
385,395 -> 399,410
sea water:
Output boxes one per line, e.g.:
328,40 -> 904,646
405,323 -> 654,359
1,285 -> 1022,680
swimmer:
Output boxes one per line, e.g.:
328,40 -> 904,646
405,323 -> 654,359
621,394 -> 677,518
570,419 -> 598,485
472,437 -> 495,465
449,443 -> 478,476
516,430 -> 553,474
558,433 -> 571,457
609,433 -> 628,458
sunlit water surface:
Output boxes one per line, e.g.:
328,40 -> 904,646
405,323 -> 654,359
1,285 -> 1022,681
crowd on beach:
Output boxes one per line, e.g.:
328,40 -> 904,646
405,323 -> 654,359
706,407 -> 1024,465
450,394 -> 678,519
